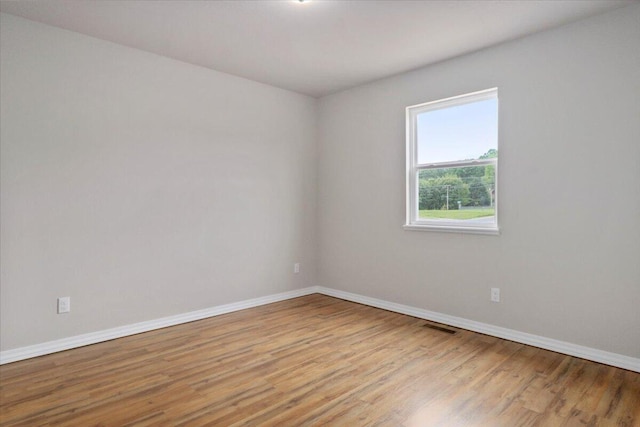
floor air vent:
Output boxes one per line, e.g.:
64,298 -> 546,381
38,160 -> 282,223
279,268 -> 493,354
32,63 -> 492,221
422,323 -> 457,334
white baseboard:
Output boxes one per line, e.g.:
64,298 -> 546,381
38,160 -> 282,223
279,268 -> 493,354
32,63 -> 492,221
316,286 -> 640,373
0,287 -> 317,365
2,285 -> 638,373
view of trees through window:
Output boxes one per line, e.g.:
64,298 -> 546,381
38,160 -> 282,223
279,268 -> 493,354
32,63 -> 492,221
407,88 -> 498,230
418,149 -> 496,220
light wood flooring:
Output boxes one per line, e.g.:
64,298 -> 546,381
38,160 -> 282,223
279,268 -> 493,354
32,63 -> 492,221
1,294 -> 639,426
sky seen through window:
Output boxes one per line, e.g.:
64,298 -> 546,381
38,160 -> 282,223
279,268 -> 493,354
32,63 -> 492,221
417,98 -> 497,164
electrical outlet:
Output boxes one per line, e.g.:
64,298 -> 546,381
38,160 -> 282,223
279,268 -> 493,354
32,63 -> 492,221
294,263 -> 300,274
490,288 -> 500,303
58,297 -> 71,313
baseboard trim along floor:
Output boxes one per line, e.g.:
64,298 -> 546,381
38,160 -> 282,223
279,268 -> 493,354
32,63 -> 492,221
0,287 -> 315,365
1,285 -> 638,372
314,287 -> 640,373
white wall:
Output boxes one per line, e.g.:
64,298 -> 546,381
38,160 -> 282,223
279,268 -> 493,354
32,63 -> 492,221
317,5 -> 640,358
0,13 -> 317,351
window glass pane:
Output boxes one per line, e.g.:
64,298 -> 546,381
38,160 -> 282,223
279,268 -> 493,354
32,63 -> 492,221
417,98 -> 497,164
418,166 -> 496,222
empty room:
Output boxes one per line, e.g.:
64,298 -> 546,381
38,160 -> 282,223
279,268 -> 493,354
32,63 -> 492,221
1,0 -> 639,425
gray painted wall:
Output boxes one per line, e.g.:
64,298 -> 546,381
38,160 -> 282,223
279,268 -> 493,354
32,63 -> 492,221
0,14 -> 317,351
317,5 -> 640,358
2,5 -> 639,359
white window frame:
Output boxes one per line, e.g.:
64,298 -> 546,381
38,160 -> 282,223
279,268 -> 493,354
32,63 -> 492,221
404,88 -> 499,235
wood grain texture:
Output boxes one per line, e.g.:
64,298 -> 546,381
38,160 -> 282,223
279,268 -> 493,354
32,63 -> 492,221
1,294 -> 638,426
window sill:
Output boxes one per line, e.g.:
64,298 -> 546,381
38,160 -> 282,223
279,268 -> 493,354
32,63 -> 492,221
403,223 -> 500,235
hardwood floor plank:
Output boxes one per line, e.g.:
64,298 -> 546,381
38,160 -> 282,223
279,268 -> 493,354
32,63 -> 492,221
1,294 -> 638,426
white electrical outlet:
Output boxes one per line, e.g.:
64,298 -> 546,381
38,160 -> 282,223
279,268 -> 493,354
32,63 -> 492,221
57,297 -> 71,314
294,263 -> 300,274
490,288 -> 500,303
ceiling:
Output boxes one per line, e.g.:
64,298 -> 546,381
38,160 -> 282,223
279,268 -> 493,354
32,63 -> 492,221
0,0 -> 635,97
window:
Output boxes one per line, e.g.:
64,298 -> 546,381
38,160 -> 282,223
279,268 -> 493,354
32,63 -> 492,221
405,88 -> 499,234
